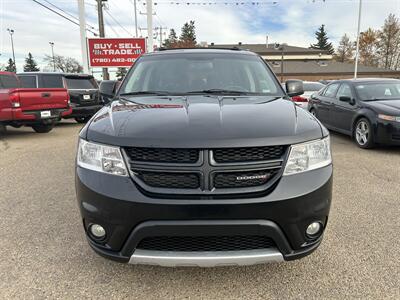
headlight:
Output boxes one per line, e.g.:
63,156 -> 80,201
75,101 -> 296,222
378,114 -> 400,122
283,137 -> 331,176
77,139 -> 128,176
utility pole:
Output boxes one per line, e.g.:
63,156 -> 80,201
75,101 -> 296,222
133,0 -> 138,37
77,0 -> 90,74
354,0 -> 362,79
97,0 -> 109,79
156,26 -> 167,47
146,0 -> 153,52
49,42 -> 55,71
7,28 -> 16,72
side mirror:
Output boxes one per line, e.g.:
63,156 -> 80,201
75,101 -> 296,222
285,80 -> 304,97
339,96 -> 355,105
99,80 -> 118,97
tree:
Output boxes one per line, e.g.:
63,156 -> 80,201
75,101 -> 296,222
23,53 -> 40,72
43,54 -> 83,73
310,24 -> 335,54
5,58 -> 16,72
116,67 -> 127,81
376,14 -> 400,70
358,28 -> 379,67
179,21 -> 197,48
334,34 -> 355,62
163,29 -> 178,49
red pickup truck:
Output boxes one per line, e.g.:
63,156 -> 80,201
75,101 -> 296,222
0,72 -> 71,133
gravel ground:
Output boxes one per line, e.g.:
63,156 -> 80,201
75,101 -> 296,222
0,121 -> 399,299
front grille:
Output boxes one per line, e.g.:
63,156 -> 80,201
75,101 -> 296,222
212,146 -> 285,163
137,235 -> 276,252
214,169 -> 279,189
135,171 -> 200,189
125,147 -> 199,164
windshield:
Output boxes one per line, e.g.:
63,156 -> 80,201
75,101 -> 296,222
355,82 -> 400,101
65,77 -> 97,90
120,53 -> 283,96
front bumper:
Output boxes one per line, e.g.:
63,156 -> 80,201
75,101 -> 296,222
375,120 -> 400,145
76,165 -> 332,266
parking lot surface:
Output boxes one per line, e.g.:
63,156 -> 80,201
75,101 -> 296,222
0,121 -> 399,299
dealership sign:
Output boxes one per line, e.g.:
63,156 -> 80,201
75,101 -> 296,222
87,38 -> 146,68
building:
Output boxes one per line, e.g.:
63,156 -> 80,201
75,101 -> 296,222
208,43 -> 400,81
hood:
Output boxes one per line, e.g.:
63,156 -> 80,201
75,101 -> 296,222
364,99 -> 400,115
85,95 -> 324,148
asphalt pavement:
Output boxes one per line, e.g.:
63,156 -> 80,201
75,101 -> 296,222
0,120 -> 399,299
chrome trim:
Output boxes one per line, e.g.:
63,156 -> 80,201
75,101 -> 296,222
129,248 -> 284,267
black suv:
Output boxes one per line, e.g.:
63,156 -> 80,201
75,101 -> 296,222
18,72 -> 102,123
76,49 -> 333,267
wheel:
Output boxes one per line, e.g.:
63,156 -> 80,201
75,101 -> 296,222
74,117 -> 91,124
32,124 -> 54,133
354,118 -> 374,149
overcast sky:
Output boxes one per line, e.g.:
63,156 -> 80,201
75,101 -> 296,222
1,0 -> 399,77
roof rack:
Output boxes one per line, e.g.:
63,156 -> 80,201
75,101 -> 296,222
155,47 -> 244,52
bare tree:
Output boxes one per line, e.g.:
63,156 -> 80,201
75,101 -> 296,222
334,34 -> 355,62
377,14 -> 400,70
43,54 -> 83,73
359,28 -> 379,67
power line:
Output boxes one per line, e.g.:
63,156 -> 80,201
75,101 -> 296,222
41,0 -> 97,30
31,0 -> 98,36
104,9 -> 133,36
104,18 -> 121,37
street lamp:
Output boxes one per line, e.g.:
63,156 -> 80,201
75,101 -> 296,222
7,28 -> 16,72
354,0 -> 363,79
49,42 -> 56,72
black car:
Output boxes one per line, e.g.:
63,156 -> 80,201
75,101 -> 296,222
308,78 -> 400,148
76,48 -> 333,267
18,72 -> 102,123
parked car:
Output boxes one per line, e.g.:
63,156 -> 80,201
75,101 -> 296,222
76,48 -> 333,267
308,78 -> 400,148
18,72 -> 102,123
0,71 -> 71,133
291,81 -> 326,109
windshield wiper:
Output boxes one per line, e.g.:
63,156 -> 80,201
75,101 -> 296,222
367,98 -> 397,101
186,89 -> 253,95
119,91 -> 172,96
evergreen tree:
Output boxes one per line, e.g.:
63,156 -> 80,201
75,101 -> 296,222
334,34 -> 355,62
179,21 -> 197,47
116,67 -> 127,81
23,52 -> 40,72
5,58 -> 16,72
310,24 -> 335,54
163,29 -> 178,48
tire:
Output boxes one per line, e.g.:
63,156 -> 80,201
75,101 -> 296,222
32,124 -> 54,133
74,117 -> 91,124
0,124 -> 6,135
354,118 -> 375,149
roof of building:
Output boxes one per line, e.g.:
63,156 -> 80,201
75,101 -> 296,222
267,60 -> 400,75
208,43 -> 329,55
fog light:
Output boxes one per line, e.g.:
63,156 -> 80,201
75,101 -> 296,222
90,224 -> 106,239
306,222 -> 322,237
